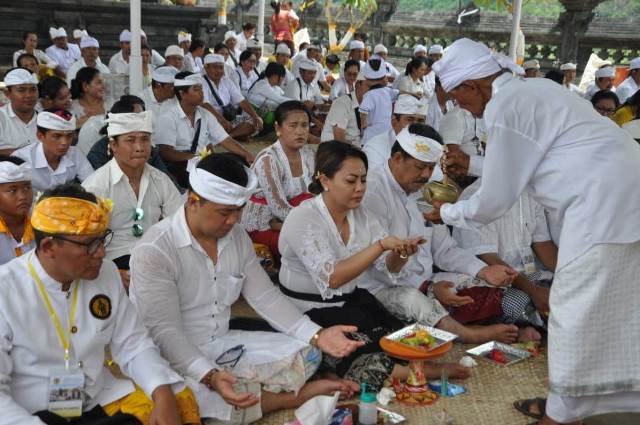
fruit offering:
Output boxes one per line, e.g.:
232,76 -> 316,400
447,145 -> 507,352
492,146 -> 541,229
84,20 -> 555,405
512,341 -> 541,357
485,349 -> 509,364
399,329 -> 437,350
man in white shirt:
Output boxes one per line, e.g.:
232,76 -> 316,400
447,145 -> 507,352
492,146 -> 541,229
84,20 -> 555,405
413,44 -> 428,58
154,72 -> 254,188
428,44 -> 444,62
615,57 -> 640,103
223,31 -> 239,69
0,68 -> 39,155
362,125 -> 520,344
44,27 -> 80,74
273,43 -> 295,88
362,94 -> 422,168
321,69 -> 367,145
201,54 -> 263,140
559,63 -> 583,95
109,30 -> 133,75
431,37 -> 640,425
136,66 -> 178,116
66,37 -> 111,85
0,183 -> 192,425
13,110 -> 93,193
130,153 -> 362,423
284,58 -> 322,108
584,65 -> 616,100
235,22 -> 256,56
373,44 -> 400,82
164,45 -> 185,72
291,44 -> 330,92
348,40 -> 366,69
0,156 -> 35,266
178,31 -> 192,56
523,59 -> 540,78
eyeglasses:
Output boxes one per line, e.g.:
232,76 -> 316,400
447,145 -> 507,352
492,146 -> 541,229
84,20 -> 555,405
132,208 -> 144,237
51,230 -> 114,256
215,344 -> 245,369
596,106 -> 616,116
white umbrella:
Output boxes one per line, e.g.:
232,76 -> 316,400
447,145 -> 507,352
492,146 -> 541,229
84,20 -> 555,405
129,0 -> 143,95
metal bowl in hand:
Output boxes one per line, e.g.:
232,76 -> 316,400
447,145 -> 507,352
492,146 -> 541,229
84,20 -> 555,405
422,181 -> 460,204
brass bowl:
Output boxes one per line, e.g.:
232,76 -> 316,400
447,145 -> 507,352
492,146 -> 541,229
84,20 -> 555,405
422,181 -> 460,204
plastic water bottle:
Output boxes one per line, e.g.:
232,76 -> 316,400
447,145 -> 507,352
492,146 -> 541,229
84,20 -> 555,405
358,383 -> 377,425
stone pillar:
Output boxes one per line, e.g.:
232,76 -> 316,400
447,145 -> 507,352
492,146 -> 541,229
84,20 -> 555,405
557,0 -> 604,64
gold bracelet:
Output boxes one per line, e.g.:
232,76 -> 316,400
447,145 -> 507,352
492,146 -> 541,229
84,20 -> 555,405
201,369 -> 217,391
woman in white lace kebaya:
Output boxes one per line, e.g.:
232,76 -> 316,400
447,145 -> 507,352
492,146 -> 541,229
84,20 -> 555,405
278,141 -> 471,390
241,101 -> 314,259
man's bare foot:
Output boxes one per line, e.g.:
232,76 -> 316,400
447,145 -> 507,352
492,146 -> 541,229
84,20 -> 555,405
518,326 -> 542,342
298,378 -> 358,403
464,324 -> 519,344
424,362 -> 472,380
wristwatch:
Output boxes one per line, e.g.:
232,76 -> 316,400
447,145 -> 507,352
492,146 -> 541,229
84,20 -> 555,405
310,329 -> 323,347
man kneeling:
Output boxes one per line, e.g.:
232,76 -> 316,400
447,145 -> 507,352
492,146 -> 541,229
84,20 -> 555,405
130,153 -> 362,424
0,183 -> 198,425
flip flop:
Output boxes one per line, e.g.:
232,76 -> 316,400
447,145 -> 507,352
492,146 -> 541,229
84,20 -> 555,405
513,397 -> 546,420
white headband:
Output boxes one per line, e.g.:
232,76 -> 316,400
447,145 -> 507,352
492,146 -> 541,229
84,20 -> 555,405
73,29 -> 88,39
595,67 -> 615,79
298,58 -> 317,72
394,94 -> 421,115
428,44 -> 444,55
276,44 -> 291,56
152,66 -> 178,83
350,40 -> 365,50
106,111 -> 153,137
413,44 -> 427,54
49,27 -> 67,39
204,54 -> 225,65
174,74 -> 202,87
37,111 -> 76,131
165,45 -> 185,58
630,57 -> 640,70
246,39 -> 262,49
178,32 -> 192,43
4,68 -> 38,86
224,31 -> 237,42
396,127 -> 443,163
364,57 -> 386,79
560,63 -> 577,71
119,29 -> 132,43
523,59 -> 540,70
373,44 -> 387,54
0,161 -> 31,183
432,38 -> 524,92
80,37 -> 99,49
188,160 -> 258,206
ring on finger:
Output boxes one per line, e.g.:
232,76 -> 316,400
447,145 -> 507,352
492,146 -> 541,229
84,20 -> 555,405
400,249 -> 408,259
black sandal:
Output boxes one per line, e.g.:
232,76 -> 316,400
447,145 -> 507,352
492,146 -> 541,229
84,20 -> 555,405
513,397 -> 546,420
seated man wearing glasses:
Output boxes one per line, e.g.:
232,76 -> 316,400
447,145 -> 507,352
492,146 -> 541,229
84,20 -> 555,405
130,153 -> 363,425
0,183 -> 200,425
83,111 -> 183,291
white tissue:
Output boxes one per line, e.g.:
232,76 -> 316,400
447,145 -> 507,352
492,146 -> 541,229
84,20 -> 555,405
294,391 -> 340,425
459,356 -> 477,368
376,388 -> 395,406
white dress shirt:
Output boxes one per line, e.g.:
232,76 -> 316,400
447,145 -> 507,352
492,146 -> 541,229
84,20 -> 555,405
279,196 -> 395,312
230,68 -> 260,96
583,82 -> 616,101
426,95 -> 455,132
12,49 -> 57,68
329,78 -> 352,101
441,73 -> 640,270
241,141 -> 314,232
321,93 -> 361,145
615,76 -> 639,103
13,143 -> 93,192
284,77 -> 322,103
0,104 -> 37,151
66,58 -> 110,85
0,253 -> 183,423
453,178 -> 554,280
362,129 -> 395,168
247,79 -> 292,111
135,86 -> 177,117
108,50 -> 129,75
361,163 -> 486,294
129,208 -> 320,420
201,75 -> 245,113
153,102 -> 229,152
45,44 -> 81,73
183,53 -> 203,75
360,86 -> 399,145
82,159 -> 182,261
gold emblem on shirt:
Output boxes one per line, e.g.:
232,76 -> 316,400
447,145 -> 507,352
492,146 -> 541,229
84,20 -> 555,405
89,295 -> 111,320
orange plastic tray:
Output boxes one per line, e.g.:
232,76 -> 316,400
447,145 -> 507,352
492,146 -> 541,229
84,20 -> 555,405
380,338 -> 453,361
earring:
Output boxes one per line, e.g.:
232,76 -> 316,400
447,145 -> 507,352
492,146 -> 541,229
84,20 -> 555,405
323,187 -> 329,192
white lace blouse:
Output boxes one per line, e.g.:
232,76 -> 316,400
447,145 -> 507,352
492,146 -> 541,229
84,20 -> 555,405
278,195 -> 395,312
241,141 -> 315,232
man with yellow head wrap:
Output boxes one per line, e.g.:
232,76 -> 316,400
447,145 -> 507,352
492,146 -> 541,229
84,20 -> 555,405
0,183 -> 199,425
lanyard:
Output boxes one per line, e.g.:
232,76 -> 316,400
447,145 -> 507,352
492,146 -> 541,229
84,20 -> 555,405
27,254 -> 79,369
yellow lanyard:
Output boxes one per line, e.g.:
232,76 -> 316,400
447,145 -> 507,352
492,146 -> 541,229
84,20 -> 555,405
27,254 -> 79,369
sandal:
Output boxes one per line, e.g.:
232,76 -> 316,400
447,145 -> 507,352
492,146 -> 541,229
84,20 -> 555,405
513,397 -> 546,420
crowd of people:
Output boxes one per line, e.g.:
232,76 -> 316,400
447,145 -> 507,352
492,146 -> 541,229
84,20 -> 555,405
0,14 -> 639,425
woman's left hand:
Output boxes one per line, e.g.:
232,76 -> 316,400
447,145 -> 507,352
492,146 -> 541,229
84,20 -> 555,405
315,326 -> 365,358
391,236 -> 425,259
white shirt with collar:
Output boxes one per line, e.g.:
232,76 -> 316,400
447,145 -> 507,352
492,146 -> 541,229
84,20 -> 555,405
183,53 -> 203,75
615,76 -> 639,103
45,44 -> 81,73
12,49 -> 57,68
361,163 -> 486,294
66,58 -> 111,85
0,104 -> 38,152
362,128 -> 395,168
0,218 -> 35,266
135,86 -> 177,117
329,78 -> 352,101
13,143 -> 94,193
284,77 -> 321,103
247,79 -> 292,111
321,93 -> 360,145
108,50 -> 129,75
359,86 -> 399,145
0,252 -> 184,423
82,159 -> 183,261
129,208 -> 320,420
153,101 -> 229,152
230,67 -> 260,96
201,75 -> 245,113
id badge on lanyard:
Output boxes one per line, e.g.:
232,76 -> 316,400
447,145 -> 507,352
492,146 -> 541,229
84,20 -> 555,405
48,366 -> 85,418
518,198 -> 536,275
